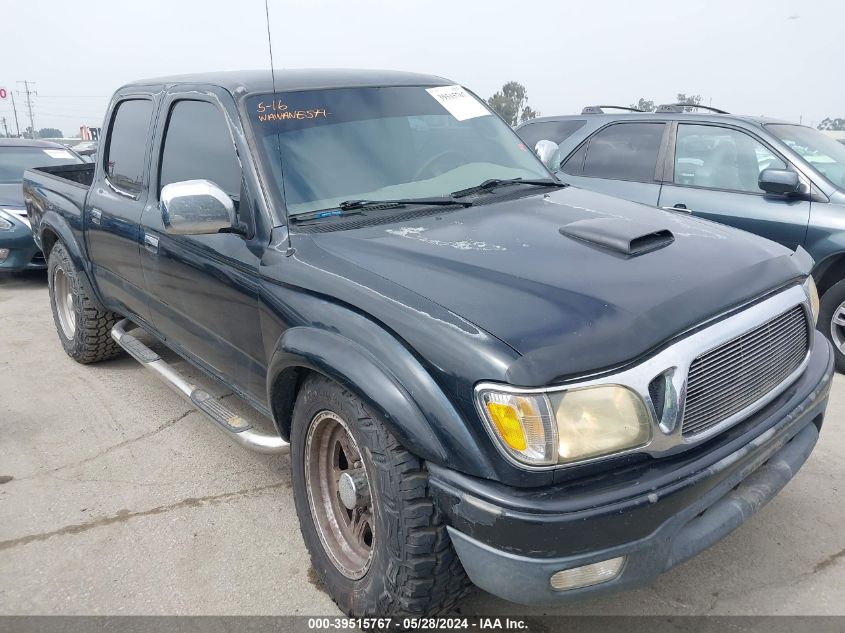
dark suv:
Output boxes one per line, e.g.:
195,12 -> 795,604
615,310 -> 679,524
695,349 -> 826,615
516,106 -> 845,370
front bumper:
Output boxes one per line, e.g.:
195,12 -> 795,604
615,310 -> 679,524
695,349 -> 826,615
429,332 -> 833,605
0,218 -> 45,271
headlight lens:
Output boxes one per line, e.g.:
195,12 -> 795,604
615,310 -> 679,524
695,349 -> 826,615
0,211 -> 13,231
803,276 -> 819,325
549,386 -> 651,464
478,385 -> 652,467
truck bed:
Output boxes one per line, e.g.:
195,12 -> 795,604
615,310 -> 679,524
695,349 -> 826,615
23,164 -> 94,251
32,163 -> 95,187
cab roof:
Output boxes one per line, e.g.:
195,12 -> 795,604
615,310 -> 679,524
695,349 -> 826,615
124,68 -> 452,95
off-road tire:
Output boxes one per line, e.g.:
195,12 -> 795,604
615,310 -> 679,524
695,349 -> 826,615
47,242 -> 122,364
290,374 -> 472,617
819,279 -> 845,373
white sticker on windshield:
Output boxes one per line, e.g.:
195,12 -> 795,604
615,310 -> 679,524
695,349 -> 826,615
426,85 -> 490,121
43,149 -> 73,159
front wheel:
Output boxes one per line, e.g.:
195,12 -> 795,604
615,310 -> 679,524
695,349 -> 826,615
47,242 -> 122,364
290,374 -> 471,617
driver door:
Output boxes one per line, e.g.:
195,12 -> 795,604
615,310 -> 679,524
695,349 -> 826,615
658,123 -> 811,249
140,90 -> 267,405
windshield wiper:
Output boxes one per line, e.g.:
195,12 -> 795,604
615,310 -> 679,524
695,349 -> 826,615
289,197 -> 472,223
288,208 -> 365,223
338,197 -> 472,211
451,178 -> 567,198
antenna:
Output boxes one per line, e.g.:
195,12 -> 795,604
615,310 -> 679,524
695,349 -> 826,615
264,0 -> 277,94
263,0 -> 293,250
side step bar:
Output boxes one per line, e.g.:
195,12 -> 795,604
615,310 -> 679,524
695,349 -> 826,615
111,319 -> 289,455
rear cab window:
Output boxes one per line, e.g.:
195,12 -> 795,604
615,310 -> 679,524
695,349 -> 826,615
104,99 -> 154,195
563,122 -> 665,181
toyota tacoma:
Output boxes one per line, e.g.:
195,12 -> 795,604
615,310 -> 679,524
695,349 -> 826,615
23,70 -> 833,616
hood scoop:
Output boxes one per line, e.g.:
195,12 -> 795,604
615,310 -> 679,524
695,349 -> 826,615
559,217 -> 674,257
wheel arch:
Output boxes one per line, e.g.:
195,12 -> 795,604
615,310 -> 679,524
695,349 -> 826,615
813,252 -> 845,297
39,211 -> 107,311
266,326 -> 498,479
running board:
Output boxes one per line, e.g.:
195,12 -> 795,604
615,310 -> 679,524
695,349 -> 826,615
111,319 -> 289,455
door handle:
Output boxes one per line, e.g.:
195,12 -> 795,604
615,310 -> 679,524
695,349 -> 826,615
143,234 -> 159,254
89,208 -> 102,225
660,204 -> 693,214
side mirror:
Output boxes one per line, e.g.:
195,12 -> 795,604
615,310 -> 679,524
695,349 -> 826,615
758,169 -> 802,196
160,179 -> 236,235
534,140 -> 562,171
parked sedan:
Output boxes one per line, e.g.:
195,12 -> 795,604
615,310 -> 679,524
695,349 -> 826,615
0,139 -> 84,272
516,106 -> 845,371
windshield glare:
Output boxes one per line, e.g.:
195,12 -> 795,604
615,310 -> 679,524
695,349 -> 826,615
0,147 -> 82,184
768,124 -> 845,189
246,86 -> 549,216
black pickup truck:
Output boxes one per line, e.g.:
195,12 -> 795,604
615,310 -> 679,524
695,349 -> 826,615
24,69 -> 833,616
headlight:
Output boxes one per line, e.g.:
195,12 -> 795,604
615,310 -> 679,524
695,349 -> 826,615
477,391 -> 557,465
802,276 -> 819,325
477,385 -> 652,467
0,216 -> 12,231
1,208 -> 29,230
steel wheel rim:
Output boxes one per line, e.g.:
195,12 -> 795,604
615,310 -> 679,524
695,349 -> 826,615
830,300 -> 845,354
53,265 -> 76,339
304,410 -> 375,579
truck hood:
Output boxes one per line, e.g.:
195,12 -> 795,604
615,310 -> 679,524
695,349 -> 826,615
0,183 -> 24,208
306,186 -> 808,382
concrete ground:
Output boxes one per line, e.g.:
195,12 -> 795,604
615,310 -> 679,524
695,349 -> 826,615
1,270 -> 843,616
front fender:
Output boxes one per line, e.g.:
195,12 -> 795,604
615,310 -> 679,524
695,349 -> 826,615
267,326 -> 498,479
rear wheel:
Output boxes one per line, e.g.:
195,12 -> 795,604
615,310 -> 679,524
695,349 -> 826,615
290,374 -> 471,617
47,242 -> 122,364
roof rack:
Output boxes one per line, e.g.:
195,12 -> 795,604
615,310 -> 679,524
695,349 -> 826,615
656,103 -> 730,114
581,105 -> 644,114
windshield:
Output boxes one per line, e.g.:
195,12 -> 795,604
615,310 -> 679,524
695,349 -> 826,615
246,86 -> 549,216
767,124 -> 845,189
0,146 -> 83,184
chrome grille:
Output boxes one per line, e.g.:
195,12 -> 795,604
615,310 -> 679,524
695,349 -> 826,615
682,305 -> 809,437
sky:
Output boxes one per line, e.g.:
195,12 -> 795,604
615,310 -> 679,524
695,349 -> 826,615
1,0 -> 843,137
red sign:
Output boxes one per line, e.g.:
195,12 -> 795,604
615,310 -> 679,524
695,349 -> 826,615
0,87 -> 7,100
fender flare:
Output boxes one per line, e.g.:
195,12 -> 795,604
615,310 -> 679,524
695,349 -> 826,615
39,211 -> 106,311
267,326 -> 497,478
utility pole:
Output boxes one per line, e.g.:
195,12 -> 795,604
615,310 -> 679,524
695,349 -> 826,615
10,91 -> 21,137
17,80 -> 37,138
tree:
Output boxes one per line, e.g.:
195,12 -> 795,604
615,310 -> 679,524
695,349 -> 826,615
818,118 -> 845,131
676,93 -> 703,112
629,98 -> 656,112
38,127 -> 64,138
487,81 -> 539,126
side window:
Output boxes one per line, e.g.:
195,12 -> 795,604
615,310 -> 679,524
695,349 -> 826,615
159,100 -> 242,197
518,120 -> 587,150
674,124 -> 787,193
561,143 -> 587,176
105,99 -> 154,195
580,123 -> 665,182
